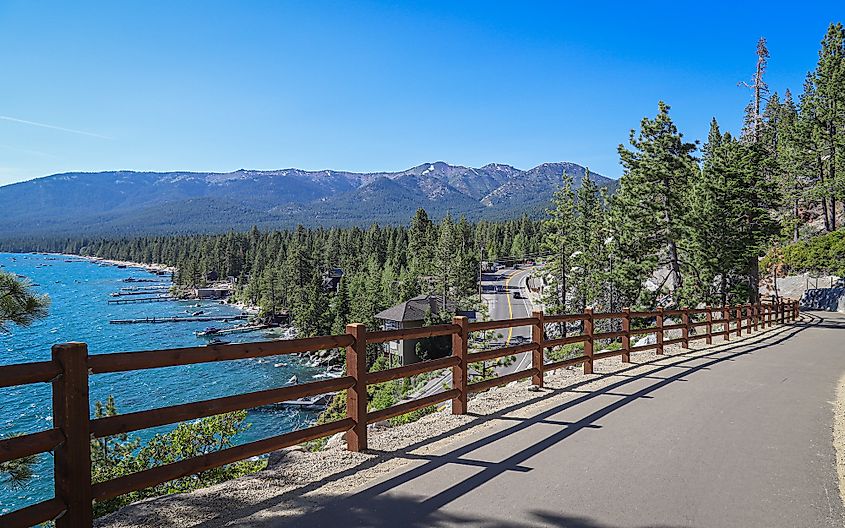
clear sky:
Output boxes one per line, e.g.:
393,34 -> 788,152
0,1 -> 840,185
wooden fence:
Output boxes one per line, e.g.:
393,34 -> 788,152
0,300 -> 799,527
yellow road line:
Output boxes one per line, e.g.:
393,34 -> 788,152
505,271 -> 516,344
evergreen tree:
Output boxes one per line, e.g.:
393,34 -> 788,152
0,271 -> 50,333
541,172 -> 577,315
614,101 -> 697,307
688,120 -> 753,304
571,172 -> 605,311
804,23 -> 845,230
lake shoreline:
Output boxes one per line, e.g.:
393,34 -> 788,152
42,252 -> 262,314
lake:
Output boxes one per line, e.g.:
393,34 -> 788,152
0,253 -> 323,514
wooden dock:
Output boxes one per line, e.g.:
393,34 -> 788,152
110,315 -> 248,324
110,290 -> 172,297
195,324 -> 269,336
107,296 -> 177,305
119,286 -> 170,292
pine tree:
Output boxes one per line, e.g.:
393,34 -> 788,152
434,214 -> 456,306
571,172 -> 605,311
614,101 -> 697,307
688,120 -> 753,304
806,23 -> 845,229
0,272 -> 50,333
541,172 -> 577,315
740,37 -> 785,301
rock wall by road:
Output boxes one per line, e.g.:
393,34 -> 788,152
801,287 -> 845,313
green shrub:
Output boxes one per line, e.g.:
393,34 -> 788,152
91,396 -> 265,517
766,229 -> 845,277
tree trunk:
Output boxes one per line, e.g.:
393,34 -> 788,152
667,239 -> 682,298
748,255 -> 759,304
819,153 -> 832,231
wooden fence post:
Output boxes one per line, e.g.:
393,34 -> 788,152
451,316 -> 469,414
621,308 -> 631,363
794,300 -> 799,321
531,310 -> 545,387
736,305 -> 742,337
681,307 -> 690,348
583,308 -> 594,374
754,303 -> 760,331
52,342 -> 92,528
656,307 -> 664,355
345,324 -> 367,452
746,304 -> 752,334
705,306 -> 712,345
723,305 -> 730,341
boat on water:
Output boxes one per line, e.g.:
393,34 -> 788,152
287,375 -> 298,384
271,393 -> 334,411
206,337 -> 230,346
312,367 -> 344,379
196,323 -> 268,337
196,326 -> 222,336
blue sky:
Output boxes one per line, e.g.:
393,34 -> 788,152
0,1 -> 840,185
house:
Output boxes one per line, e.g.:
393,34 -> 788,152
374,294 -> 459,365
322,268 -> 344,292
196,287 -> 229,300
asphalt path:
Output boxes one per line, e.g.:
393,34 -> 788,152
273,311 -> 845,527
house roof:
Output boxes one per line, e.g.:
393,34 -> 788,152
374,294 -> 458,322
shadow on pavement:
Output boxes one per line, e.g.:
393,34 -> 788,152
189,314 -> 822,528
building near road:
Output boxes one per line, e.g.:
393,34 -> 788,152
195,286 -> 230,299
527,276 -> 544,295
375,294 -> 462,365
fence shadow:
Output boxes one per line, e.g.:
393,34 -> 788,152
177,314 -> 821,528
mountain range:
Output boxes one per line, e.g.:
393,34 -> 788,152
0,161 -> 616,237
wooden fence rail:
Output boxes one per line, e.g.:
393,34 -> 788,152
0,300 -> 799,527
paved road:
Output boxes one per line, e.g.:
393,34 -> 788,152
273,312 -> 845,527
482,266 -> 535,375
412,266 -> 536,399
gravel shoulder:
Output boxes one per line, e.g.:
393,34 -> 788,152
836,371 -> 845,510
97,320 -> 815,528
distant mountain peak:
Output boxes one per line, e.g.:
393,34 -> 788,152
0,161 -> 616,237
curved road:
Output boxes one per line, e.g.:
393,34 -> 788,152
266,311 -> 845,527
482,266 -> 535,375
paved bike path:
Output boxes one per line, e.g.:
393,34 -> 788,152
268,313 -> 845,527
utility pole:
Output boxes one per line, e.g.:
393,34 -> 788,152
478,245 -> 484,303
269,271 -> 277,319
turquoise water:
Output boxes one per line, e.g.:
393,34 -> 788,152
0,253 -> 323,514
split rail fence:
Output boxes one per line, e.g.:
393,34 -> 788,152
0,300 -> 799,527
